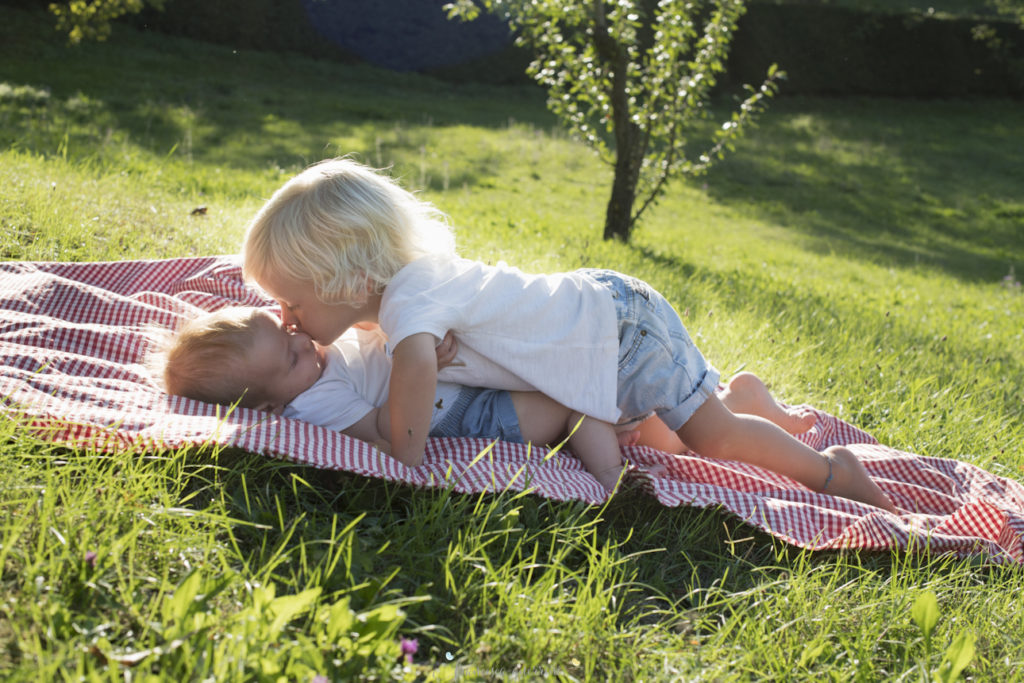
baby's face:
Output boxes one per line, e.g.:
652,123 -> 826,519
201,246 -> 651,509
246,310 -> 326,412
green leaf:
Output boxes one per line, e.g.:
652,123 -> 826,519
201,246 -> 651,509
938,630 -> 977,683
798,639 -> 827,667
164,570 -> 202,625
324,597 -> 356,641
911,591 -> 940,641
267,587 -> 322,636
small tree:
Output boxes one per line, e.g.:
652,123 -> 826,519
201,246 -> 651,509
446,0 -> 783,241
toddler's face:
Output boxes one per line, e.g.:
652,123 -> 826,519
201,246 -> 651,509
257,270 -> 372,346
246,310 -> 325,412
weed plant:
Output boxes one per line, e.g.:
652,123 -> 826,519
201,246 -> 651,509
1,6 -> 1022,680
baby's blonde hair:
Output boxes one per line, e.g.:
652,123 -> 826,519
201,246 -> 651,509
242,157 -> 456,305
153,307 -> 269,408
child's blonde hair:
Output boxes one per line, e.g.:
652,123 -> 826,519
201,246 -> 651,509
242,157 -> 456,305
153,307 -> 268,408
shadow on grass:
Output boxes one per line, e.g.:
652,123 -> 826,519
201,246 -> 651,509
702,98 -> 1024,283
0,6 -> 552,185
186,454 -> 1017,643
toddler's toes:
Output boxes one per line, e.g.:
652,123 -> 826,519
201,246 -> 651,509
786,407 -> 817,434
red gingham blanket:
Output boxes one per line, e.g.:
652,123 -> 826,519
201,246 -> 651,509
2,256 -> 1023,563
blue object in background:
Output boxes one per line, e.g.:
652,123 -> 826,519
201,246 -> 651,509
300,0 -> 513,71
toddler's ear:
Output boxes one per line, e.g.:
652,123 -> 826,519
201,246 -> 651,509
353,271 -> 381,304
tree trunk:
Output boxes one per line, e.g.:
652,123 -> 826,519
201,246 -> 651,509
603,122 -> 644,241
592,0 -> 645,241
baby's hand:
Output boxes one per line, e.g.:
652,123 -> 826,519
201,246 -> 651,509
435,331 -> 463,369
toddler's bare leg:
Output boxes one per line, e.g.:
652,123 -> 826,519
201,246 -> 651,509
676,395 -> 895,512
719,372 -> 817,435
631,372 -> 816,455
819,446 -> 895,512
632,415 -> 686,453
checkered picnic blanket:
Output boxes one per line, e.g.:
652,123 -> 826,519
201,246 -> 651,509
2,256 -> 1022,563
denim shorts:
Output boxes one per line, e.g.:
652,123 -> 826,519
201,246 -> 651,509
430,387 -> 525,443
582,269 -> 720,431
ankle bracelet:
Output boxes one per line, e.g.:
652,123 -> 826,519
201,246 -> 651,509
821,455 -> 834,491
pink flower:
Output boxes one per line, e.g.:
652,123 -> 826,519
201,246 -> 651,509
399,637 -> 418,664
84,551 -> 97,568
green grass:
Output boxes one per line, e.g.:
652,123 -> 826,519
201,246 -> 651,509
2,5 -> 1023,680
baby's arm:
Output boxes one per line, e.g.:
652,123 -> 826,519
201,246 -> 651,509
341,407 -> 391,454
388,332 -> 439,466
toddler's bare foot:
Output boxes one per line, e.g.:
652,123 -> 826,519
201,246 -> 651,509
720,372 -> 817,435
820,446 -> 896,513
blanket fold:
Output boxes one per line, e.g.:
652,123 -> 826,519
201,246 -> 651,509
2,256 -> 1022,563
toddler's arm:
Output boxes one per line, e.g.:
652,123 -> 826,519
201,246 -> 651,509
388,332 -> 439,466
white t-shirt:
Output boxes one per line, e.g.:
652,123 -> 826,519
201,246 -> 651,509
283,326 -> 462,433
379,256 -> 621,423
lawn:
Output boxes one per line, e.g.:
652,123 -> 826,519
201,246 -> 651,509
1,5 -> 1022,680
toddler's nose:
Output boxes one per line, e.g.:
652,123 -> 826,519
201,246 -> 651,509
279,307 -> 300,329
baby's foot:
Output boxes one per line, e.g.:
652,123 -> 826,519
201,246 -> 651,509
644,463 -> 670,478
594,464 -> 627,493
820,446 -> 896,513
615,429 -> 641,448
720,372 -> 817,435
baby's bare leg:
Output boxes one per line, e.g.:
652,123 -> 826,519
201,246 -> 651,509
676,395 -> 895,512
719,372 -> 816,435
569,415 -> 626,491
509,391 -> 573,445
510,391 -> 624,492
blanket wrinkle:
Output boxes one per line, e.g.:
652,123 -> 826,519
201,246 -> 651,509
2,255 -> 1023,564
